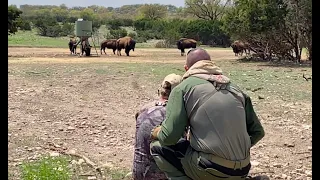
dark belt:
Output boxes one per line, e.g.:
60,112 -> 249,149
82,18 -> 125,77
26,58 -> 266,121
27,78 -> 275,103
198,154 -> 251,177
206,154 -> 250,169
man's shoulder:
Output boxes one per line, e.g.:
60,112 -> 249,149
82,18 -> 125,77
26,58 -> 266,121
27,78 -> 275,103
175,76 -> 210,92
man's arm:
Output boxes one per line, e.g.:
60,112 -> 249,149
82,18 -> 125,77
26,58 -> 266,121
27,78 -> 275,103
153,87 -> 189,146
244,93 -> 265,146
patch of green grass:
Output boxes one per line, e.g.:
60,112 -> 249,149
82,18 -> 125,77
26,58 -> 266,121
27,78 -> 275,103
8,30 -> 69,48
105,168 -> 131,180
21,156 -> 72,180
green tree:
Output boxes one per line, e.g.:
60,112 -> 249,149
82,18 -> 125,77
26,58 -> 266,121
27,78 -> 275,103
80,8 -> 101,31
185,0 -> 232,20
109,29 -> 128,38
8,5 -> 23,34
138,4 -> 167,20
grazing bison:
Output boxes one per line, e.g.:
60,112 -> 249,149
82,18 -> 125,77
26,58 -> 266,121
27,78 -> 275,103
116,36 -> 136,56
100,39 -> 117,55
68,38 -> 77,55
177,38 -> 197,56
231,40 -> 251,56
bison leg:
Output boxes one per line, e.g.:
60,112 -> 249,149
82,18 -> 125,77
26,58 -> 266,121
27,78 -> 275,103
113,49 -> 116,55
181,49 -> 185,56
125,49 -> 130,56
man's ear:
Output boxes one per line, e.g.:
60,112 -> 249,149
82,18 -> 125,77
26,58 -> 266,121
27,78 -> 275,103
184,64 -> 189,71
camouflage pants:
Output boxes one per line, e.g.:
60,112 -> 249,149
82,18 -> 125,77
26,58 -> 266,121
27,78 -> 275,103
150,140 -> 250,180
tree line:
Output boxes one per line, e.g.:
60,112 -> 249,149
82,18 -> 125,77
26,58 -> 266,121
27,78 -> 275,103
8,0 -> 312,62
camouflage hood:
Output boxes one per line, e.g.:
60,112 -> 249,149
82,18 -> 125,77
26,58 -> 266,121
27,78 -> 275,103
182,60 -> 230,84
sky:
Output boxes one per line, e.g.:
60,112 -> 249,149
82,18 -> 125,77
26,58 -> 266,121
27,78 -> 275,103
8,0 -> 185,8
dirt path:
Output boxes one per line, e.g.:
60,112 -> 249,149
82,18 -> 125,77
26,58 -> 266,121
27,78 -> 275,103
8,47 -> 312,180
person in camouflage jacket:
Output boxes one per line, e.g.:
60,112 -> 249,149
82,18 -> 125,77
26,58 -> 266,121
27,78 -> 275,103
150,48 -> 267,180
133,73 -> 183,180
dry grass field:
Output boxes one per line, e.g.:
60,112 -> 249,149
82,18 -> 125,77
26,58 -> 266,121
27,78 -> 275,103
8,47 -> 311,179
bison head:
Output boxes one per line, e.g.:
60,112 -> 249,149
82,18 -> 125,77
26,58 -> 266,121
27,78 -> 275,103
129,39 -> 136,51
176,40 -> 183,49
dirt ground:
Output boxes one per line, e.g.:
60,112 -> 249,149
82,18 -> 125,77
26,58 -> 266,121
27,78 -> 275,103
8,47 -> 312,180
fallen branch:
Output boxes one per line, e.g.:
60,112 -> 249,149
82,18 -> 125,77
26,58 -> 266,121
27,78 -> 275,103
303,74 -> 312,81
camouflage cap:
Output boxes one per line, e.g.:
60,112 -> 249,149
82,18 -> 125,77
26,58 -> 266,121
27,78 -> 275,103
161,73 -> 182,90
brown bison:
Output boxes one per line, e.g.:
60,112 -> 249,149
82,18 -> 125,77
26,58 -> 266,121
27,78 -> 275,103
231,40 -> 251,56
116,36 -> 136,56
100,39 -> 117,55
177,38 -> 197,56
68,38 -> 77,55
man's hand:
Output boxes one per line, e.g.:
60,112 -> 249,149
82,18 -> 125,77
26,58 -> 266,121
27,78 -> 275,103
151,126 -> 161,140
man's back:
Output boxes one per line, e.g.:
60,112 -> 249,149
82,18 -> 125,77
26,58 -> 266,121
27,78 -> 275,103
183,77 -> 251,160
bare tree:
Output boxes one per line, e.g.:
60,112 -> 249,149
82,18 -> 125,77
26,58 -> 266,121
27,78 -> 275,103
185,0 -> 232,20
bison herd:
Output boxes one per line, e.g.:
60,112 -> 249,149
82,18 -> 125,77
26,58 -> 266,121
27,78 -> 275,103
69,36 -> 250,57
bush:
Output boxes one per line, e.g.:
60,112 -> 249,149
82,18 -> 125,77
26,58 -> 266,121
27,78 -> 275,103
127,32 -> 137,39
154,40 -> 172,48
109,29 -> 128,38
60,23 -> 74,36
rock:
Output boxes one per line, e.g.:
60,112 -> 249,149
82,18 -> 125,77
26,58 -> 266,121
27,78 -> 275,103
273,163 -> 282,168
58,127 -> 64,131
251,161 -> 260,166
67,126 -> 76,131
50,152 -> 60,157
284,143 -> 295,147
307,146 -> 312,151
77,159 -> 85,165
281,174 -> 288,179
35,147 -> 42,150
71,160 -> 77,165
258,95 -> 264,99
102,162 -> 114,169
305,170 -> 312,177
87,176 -> 96,180
67,149 -> 76,155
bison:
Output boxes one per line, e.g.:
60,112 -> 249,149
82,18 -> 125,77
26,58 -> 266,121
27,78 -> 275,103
177,38 -> 197,56
100,39 -> 117,55
116,36 -> 136,56
80,39 -> 92,56
231,40 -> 251,56
68,38 -> 77,55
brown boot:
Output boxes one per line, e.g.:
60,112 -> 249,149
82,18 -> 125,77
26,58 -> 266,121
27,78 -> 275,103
245,175 -> 270,180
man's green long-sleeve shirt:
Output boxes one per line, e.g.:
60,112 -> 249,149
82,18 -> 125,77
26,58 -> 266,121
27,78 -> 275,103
157,76 -> 265,149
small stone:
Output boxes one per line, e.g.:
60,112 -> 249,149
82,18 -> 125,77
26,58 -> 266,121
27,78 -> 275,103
305,170 -> 312,177
282,174 -> 288,179
50,152 -> 60,157
87,176 -> 97,180
273,163 -> 282,168
77,159 -> 85,165
71,160 -> 77,165
35,147 -> 42,150
67,126 -> 76,131
102,162 -> 114,168
284,143 -> 295,147
307,146 -> 312,151
58,127 -> 64,131
251,161 -> 260,166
